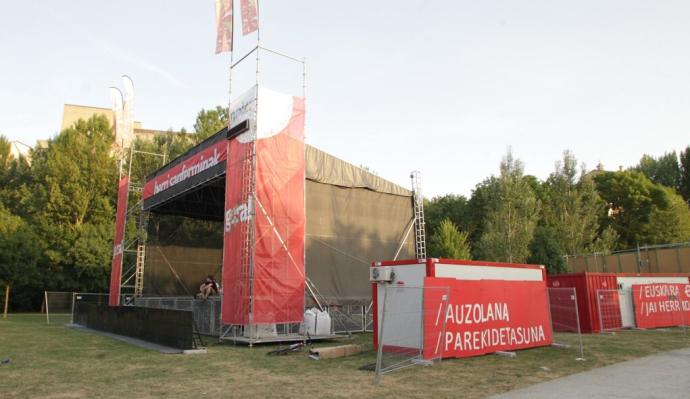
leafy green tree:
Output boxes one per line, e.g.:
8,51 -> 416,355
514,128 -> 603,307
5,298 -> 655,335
193,106 -> 228,143
543,150 -> 605,256
680,146 -> 690,203
528,225 -> 566,274
429,218 -> 471,259
28,115 -> 118,292
0,135 -> 34,217
477,150 -> 539,263
424,194 -> 469,243
593,226 -> 620,254
0,205 -> 40,312
0,134 -> 10,172
466,176 -> 500,258
595,171 -> 690,247
633,152 -> 681,190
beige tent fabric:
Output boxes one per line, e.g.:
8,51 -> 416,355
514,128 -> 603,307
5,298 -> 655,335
306,145 -> 412,197
305,181 -> 415,305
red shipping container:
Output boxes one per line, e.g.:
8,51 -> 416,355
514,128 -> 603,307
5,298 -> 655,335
547,272 -> 618,333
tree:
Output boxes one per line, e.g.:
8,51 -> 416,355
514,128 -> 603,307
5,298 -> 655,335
429,218 -> 471,259
680,146 -> 690,203
424,194 -> 469,244
528,225 -> 566,274
0,205 -> 40,315
595,171 -> 690,247
633,152 -> 681,191
193,106 -> 228,143
542,150 -> 605,256
466,176 -> 500,258
477,150 -> 539,263
27,115 -> 118,293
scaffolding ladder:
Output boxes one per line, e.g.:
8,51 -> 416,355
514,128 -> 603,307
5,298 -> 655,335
133,243 -> 146,297
410,170 -> 427,260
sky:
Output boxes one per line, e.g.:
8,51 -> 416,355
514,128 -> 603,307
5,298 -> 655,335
1,0 -> 689,198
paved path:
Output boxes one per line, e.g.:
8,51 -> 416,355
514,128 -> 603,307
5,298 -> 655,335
491,347 -> 690,399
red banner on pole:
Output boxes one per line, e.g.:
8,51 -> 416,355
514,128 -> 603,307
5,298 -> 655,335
109,176 -> 129,306
633,284 -> 690,329
240,0 -> 258,35
215,0 -> 234,54
424,277 -> 553,359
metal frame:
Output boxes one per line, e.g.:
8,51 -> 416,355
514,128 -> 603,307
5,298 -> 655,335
219,9 -> 310,345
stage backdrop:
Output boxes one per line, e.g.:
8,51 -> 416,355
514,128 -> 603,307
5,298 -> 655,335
222,86 -> 306,325
424,277 -> 553,359
633,283 -> 690,329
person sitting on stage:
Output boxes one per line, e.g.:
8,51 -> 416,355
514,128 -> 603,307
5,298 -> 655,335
197,275 -> 219,299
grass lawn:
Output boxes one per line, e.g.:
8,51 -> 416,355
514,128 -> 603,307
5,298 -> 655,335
1,314 -> 689,399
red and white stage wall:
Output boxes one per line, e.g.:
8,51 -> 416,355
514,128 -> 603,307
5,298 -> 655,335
108,176 -> 129,306
373,258 -> 552,359
222,86 -> 306,325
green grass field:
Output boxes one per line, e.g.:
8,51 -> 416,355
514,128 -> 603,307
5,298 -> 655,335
1,314 -> 689,399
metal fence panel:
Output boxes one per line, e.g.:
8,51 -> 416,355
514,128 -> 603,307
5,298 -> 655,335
548,287 -> 584,360
374,285 -> 450,384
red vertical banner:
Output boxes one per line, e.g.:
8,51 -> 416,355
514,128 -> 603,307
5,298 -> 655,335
253,96 -> 305,324
109,176 -> 129,306
215,0 -> 234,54
221,87 -> 306,326
240,0 -> 259,35
222,135 -> 253,325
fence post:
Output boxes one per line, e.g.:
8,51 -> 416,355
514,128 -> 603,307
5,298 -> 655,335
44,291 -> 50,325
2,285 -> 9,319
374,285 -> 387,385
70,292 -> 76,325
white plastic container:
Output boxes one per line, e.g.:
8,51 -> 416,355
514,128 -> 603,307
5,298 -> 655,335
315,310 -> 332,336
301,308 -> 317,335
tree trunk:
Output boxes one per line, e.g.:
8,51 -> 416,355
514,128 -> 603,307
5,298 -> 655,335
2,285 -> 9,319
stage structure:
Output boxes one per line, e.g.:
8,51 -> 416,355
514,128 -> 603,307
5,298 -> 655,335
108,2 -> 422,345
109,85 -> 419,343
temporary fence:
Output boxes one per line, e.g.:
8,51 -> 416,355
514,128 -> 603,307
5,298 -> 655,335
328,304 -> 373,334
134,296 -> 221,336
547,287 -> 585,360
46,292 -> 128,325
44,291 -> 74,325
596,289 -> 623,332
374,285 -> 450,384
565,242 -> 690,273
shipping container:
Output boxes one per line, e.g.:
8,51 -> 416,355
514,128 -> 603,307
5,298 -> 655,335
547,272 -> 690,332
547,273 -> 618,333
372,258 -> 547,349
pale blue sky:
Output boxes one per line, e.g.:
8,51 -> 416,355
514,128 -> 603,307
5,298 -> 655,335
1,1 -> 689,197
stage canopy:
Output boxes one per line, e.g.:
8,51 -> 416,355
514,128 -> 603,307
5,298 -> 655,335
140,125 -> 415,306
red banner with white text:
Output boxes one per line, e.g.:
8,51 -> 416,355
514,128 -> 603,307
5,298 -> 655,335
221,88 -> 306,325
221,135 -> 253,324
142,139 -> 226,200
633,284 -> 690,329
424,277 -> 553,359
109,176 -> 129,306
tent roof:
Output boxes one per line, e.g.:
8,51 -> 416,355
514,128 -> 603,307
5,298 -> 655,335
142,126 -> 411,218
